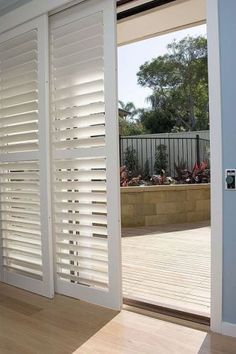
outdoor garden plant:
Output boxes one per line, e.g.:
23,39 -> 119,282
120,160 -> 210,187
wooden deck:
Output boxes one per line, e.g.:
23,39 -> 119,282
122,221 -> 210,317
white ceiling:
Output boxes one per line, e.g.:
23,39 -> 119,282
0,0 -> 32,16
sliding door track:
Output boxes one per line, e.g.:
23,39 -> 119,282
123,298 -> 210,326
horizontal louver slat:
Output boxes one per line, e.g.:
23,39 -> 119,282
53,79 -> 104,100
0,38 -> 37,61
1,71 -> 38,89
54,72 -> 104,91
53,125 -> 105,141
55,192 -> 106,203
1,81 -> 37,99
3,229 -> 41,240
2,91 -> 38,108
0,30 -> 36,52
53,58 -> 103,81
55,213 -> 107,224
55,169 -> 106,180
53,46 -> 103,71
54,158 -> 106,169
55,180 -> 106,190
0,122 -> 38,136
3,256 -> 42,268
54,202 -> 107,214
54,137 -> 105,150
1,52 -> 37,76
3,266 -> 42,281
54,35 -> 103,62
53,24 -> 103,50
0,112 -> 38,126
55,222 -> 107,234
57,272 -> 107,288
52,12 -> 102,40
53,113 -> 105,131
53,90 -> 104,110
0,102 -> 38,117
2,60 -> 37,81
56,251 -> 107,265
57,261 -> 107,275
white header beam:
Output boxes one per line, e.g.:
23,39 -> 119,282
117,0 -> 206,46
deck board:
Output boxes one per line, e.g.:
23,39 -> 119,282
122,222 -> 210,317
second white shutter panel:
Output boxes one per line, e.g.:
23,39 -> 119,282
50,0 -> 122,309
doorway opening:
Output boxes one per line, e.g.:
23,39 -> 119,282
118,23 -> 211,324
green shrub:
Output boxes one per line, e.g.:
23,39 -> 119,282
143,159 -> 150,180
154,144 -> 168,174
124,146 -> 138,174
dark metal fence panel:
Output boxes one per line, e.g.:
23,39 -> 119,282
120,135 -> 210,176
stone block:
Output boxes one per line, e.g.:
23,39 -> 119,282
145,214 -> 170,226
121,204 -> 134,218
121,192 -> 143,205
184,200 -> 196,212
165,212 -> 187,224
134,203 -> 156,216
156,202 -> 182,215
187,210 -> 210,223
143,191 -> 165,204
196,199 -> 210,212
186,189 -> 204,201
165,190 -> 186,202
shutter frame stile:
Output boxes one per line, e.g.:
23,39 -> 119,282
37,14 -> 54,298
0,16 -> 54,298
103,0 -> 122,311
50,0 -> 121,310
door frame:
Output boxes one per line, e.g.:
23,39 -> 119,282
206,0 -> 222,333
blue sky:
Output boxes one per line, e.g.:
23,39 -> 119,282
118,24 -> 207,109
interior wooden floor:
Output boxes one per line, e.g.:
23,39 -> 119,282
0,283 -> 117,354
75,310 -> 236,354
0,282 -> 236,354
122,221 -> 210,317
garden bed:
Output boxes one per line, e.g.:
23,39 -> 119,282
121,184 -> 210,228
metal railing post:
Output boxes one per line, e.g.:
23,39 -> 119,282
196,134 -> 200,166
119,135 -> 122,165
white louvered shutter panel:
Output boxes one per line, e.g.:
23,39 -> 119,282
50,0 -> 121,309
0,16 -> 54,297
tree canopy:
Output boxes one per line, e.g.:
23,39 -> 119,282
137,36 -> 208,133
118,101 -> 145,136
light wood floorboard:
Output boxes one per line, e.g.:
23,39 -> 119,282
0,283 -> 117,354
75,310 -> 236,354
122,221 -> 211,317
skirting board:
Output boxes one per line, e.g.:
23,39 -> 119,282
222,322 -> 236,338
